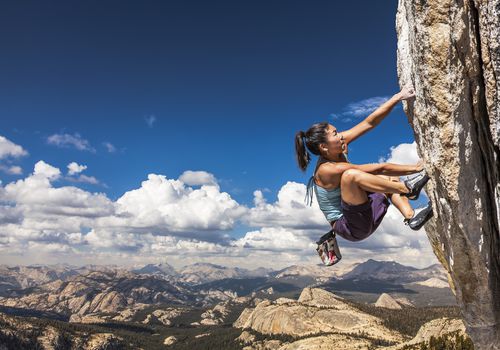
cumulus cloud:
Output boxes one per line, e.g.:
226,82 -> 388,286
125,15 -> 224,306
0,162 -> 248,265
379,141 -> 420,164
235,227 -> 315,252
67,162 -> 87,175
2,161 -> 113,218
66,174 -> 100,185
33,160 -> 61,180
0,141 -> 438,269
47,133 -> 96,152
0,136 -> 28,159
331,96 -> 390,122
85,230 -> 145,252
0,165 -> 23,175
0,136 -> 28,175
116,174 -> 245,233
245,182 -> 327,230
65,162 -> 101,185
179,170 -> 217,186
0,205 -> 23,224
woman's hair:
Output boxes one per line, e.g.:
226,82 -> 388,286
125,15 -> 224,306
294,122 -> 329,172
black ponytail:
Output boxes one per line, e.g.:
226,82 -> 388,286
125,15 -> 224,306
295,131 -> 311,172
294,122 -> 329,172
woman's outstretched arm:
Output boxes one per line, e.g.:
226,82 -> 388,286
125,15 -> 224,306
322,160 -> 423,177
340,85 -> 415,144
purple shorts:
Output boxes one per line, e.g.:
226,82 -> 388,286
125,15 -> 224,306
332,192 -> 390,242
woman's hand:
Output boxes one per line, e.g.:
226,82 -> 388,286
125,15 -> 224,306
396,85 -> 416,101
414,160 -> 424,172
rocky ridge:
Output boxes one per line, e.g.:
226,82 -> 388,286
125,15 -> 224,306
0,269 -> 194,321
0,312 -> 125,349
375,293 -> 409,310
235,287 -> 406,342
233,287 -> 467,349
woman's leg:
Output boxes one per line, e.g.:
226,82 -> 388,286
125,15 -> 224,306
379,175 -> 415,220
390,194 -> 415,220
340,169 -> 410,205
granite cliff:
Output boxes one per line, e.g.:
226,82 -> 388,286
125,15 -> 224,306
396,0 -> 500,348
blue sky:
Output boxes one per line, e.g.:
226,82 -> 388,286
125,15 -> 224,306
0,0 -> 435,269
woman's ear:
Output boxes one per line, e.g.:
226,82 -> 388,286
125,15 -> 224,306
319,143 -> 328,153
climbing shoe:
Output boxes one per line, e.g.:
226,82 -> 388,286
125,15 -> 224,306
404,201 -> 434,230
316,230 -> 342,266
402,171 -> 430,200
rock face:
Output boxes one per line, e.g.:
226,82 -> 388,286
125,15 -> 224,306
396,1 -> 500,349
404,318 -> 466,348
0,312 -> 125,349
411,277 -> 450,289
384,318 -> 468,350
163,335 -> 177,346
200,301 -> 231,325
234,287 -> 405,343
375,293 -> 403,310
0,270 -> 194,320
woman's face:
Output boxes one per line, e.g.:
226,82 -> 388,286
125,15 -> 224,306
323,124 -> 347,155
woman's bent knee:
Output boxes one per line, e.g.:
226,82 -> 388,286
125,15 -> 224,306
341,169 -> 363,185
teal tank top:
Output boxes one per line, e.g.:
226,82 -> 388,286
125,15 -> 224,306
314,184 -> 343,222
305,155 -> 349,222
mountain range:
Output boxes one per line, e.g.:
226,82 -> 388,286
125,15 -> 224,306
0,259 -> 465,349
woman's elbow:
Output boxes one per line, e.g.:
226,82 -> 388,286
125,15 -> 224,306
375,163 -> 387,175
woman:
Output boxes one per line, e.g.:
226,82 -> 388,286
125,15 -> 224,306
294,86 -> 433,246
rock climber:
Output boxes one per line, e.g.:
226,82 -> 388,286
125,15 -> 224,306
294,86 -> 433,263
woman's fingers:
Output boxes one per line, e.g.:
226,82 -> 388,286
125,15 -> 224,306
399,85 -> 416,100
415,160 -> 424,171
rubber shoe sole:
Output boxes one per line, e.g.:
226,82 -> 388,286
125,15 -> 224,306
403,173 -> 430,200
405,202 -> 434,230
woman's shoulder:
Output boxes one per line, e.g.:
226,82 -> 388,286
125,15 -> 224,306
315,162 -> 342,189
317,161 -> 345,175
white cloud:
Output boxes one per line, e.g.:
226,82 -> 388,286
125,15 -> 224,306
0,165 -> 23,175
2,161 -> 112,218
179,170 -> 217,186
344,96 -> 391,118
0,136 -> 28,159
235,227 -> 315,252
27,241 -> 74,253
85,230 -> 145,251
380,141 -> 420,164
331,96 -> 390,122
66,174 -> 100,185
67,162 -> 87,175
0,205 -> 23,224
66,162 -> 101,185
0,143 -> 438,269
0,136 -> 27,176
0,164 -> 246,260
47,133 -> 96,152
33,160 -> 61,180
245,182 -> 327,230
116,174 -> 246,232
